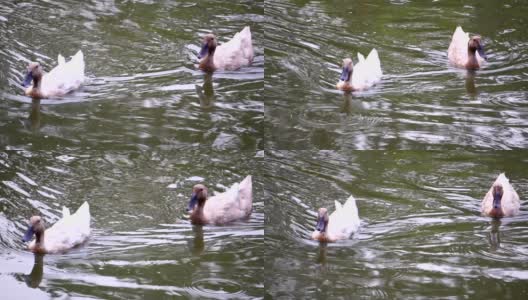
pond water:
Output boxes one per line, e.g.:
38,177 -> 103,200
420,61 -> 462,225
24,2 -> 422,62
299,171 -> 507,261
1,0 -> 528,299
0,0 -> 263,299
265,150 -> 528,299
0,0 -> 264,151
0,150 -> 264,299
265,0 -> 528,150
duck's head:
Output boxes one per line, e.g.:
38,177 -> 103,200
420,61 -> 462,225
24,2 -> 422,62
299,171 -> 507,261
21,63 -> 43,88
339,58 -> 353,82
198,34 -> 217,59
315,208 -> 329,233
468,36 -> 487,60
490,184 -> 504,218
187,184 -> 208,212
23,216 -> 45,243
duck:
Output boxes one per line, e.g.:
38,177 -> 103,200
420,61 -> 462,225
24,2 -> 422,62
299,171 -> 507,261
22,201 -> 91,254
187,175 -> 252,225
447,26 -> 487,69
336,48 -> 382,91
21,50 -> 85,98
481,173 -> 520,218
312,195 -> 360,242
198,26 -> 254,72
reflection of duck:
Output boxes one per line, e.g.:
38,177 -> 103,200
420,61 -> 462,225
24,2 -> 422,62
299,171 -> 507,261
448,26 -> 487,70
336,49 -> 382,91
23,202 -> 91,253
198,26 -> 253,72
25,253 -> 44,288
340,92 -> 366,115
488,218 -> 501,251
465,70 -> 477,96
190,225 -> 205,256
187,175 -> 252,225
21,50 -> 85,98
312,195 -> 360,242
481,173 -> 520,218
195,73 -> 215,108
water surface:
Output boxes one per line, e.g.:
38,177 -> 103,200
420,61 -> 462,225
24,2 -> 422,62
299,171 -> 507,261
1,150 -> 264,299
0,0 -> 264,151
265,0 -> 528,149
265,150 -> 528,299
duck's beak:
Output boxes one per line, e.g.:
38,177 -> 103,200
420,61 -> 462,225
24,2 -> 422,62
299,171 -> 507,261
492,191 -> 502,210
187,193 -> 198,212
198,43 -> 208,59
21,72 -> 33,87
23,226 -> 34,242
340,66 -> 351,82
315,217 -> 326,232
477,43 -> 487,61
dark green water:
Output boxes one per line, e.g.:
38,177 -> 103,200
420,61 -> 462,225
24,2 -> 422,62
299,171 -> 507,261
265,0 -> 528,150
1,0 -> 528,299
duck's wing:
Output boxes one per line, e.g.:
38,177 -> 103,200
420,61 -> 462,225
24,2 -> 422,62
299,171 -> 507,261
214,27 -> 253,70
238,175 -> 252,215
447,26 -> 469,66
327,195 -> 360,239
334,200 -> 343,211
204,176 -> 252,223
352,48 -> 382,90
42,50 -> 85,96
495,173 -> 521,215
45,201 -> 90,252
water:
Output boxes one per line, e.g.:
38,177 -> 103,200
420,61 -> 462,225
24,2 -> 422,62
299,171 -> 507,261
0,0 -> 264,151
2,0 -> 528,299
0,0 -> 264,298
265,150 -> 528,299
265,0 -> 528,150
0,150 -> 264,299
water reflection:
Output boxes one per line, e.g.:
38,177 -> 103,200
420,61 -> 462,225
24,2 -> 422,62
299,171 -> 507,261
28,99 -> 41,131
465,70 -> 477,97
15,254 -> 44,289
340,92 -> 366,115
190,225 -> 205,256
488,218 -> 502,251
195,73 -> 215,109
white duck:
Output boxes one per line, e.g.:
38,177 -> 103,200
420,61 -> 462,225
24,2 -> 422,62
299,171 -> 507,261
187,175 -> 252,225
312,195 -> 360,242
21,50 -> 85,98
447,26 -> 487,69
23,201 -> 91,254
336,48 -> 382,91
198,26 -> 254,72
481,173 -> 520,218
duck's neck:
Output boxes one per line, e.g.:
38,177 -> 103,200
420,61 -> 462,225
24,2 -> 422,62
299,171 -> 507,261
466,49 -> 480,70
32,231 -> 46,253
27,77 -> 43,98
190,201 -> 207,225
199,49 -> 217,72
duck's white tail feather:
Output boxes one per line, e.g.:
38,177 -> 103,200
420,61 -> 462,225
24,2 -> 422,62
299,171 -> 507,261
62,206 -> 70,217
58,54 -> 66,65
213,27 -> 253,70
334,200 -> 343,211
351,48 -> 382,90
43,50 -> 85,96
